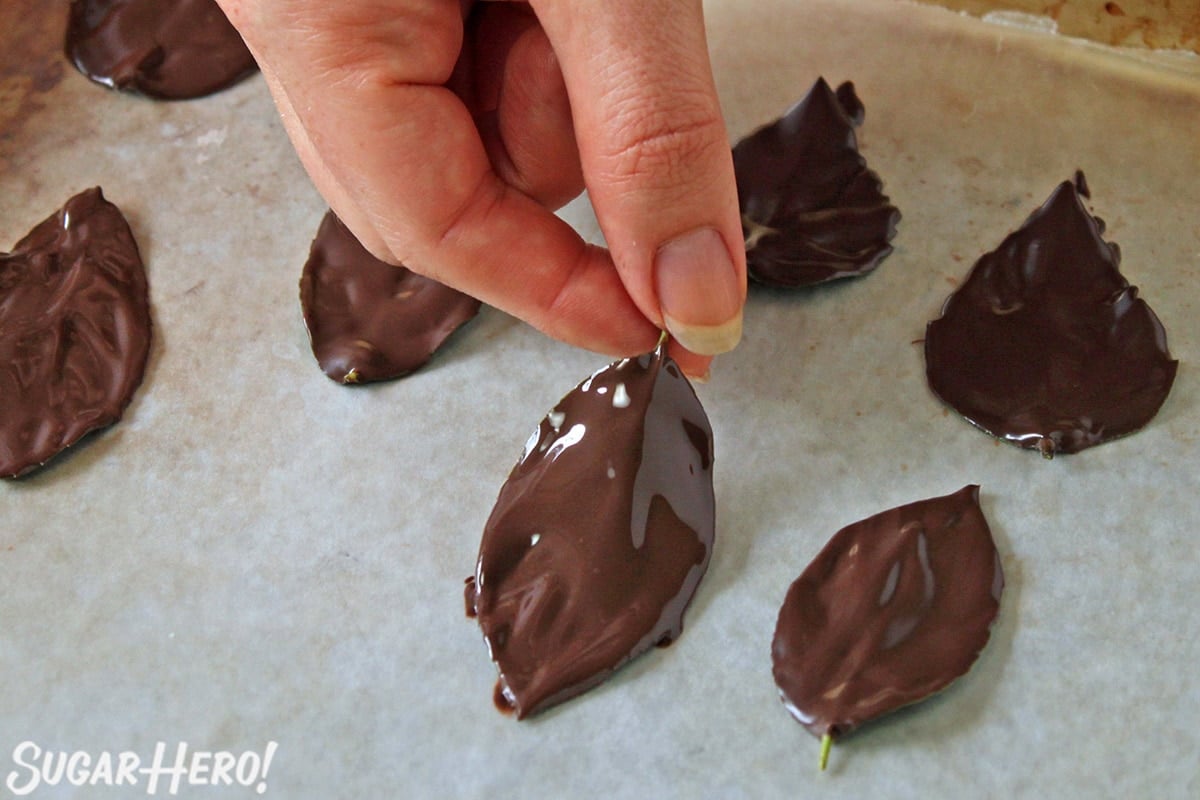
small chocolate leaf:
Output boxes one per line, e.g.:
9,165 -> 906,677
925,174 -> 1177,456
299,211 -> 481,384
772,486 -> 1003,758
733,77 -> 900,287
467,341 -> 715,718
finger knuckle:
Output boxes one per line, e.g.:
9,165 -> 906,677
597,93 -> 727,189
269,1 -> 461,87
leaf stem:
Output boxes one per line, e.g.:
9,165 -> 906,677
819,733 -> 832,771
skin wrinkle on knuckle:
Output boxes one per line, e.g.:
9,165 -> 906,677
428,171 -> 505,260
592,90 -> 726,192
542,244 -> 600,329
264,1 -> 463,87
360,175 -> 491,282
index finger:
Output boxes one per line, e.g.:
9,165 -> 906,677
220,0 -> 662,357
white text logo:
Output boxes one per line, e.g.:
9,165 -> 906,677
5,741 -> 278,796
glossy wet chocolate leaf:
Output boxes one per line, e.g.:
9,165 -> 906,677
733,77 -> 900,287
925,174 -> 1177,457
467,341 -> 715,718
772,486 -> 1003,762
1,188 -> 151,479
65,0 -> 258,100
299,211 -> 481,384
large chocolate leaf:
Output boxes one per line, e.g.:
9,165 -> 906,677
772,486 -> 1003,765
925,174 -> 1177,457
1,188 -> 151,478
733,77 -> 900,287
65,0 -> 258,100
467,341 -> 715,718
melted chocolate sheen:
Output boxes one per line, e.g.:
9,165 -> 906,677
772,486 -> 1003,739
925,175 -> 1177,456
733,77 -> 900,287
0,188 -> 151,479
65,0 -> 257,100
299,211 -> 481,384
467,344 -> 715,718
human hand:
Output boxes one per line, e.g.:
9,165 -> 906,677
216,0 -> 746,376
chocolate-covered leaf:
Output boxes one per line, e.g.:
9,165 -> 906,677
733,77 -> 900,287
925,174 -> 1177,457
1,188 -> 151,478
299,211 -> 481,384
65,0 -> 258,100
772,486 -> 1003,762
467,341 -> 715,718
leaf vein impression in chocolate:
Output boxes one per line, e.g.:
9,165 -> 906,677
772,486 -> 1003,767
466,341 -> 715,718
732,78 -> 900,287
0,188 -> 151,479
65,0 -> 258,100
299,211 -> 481,385
925,173 -> 1177,457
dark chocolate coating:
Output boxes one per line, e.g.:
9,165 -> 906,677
733,78 -> 900,287
299,211 -> 481,385
925,174 -> 1177,457
65,0 -> 257,100
467,342 -> 715,718
0,188 -> 151,479
772,485 -> 1003,740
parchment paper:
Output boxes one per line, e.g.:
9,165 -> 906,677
3,1 -> 1198,797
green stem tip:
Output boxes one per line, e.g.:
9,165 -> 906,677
818,733 -> 833,772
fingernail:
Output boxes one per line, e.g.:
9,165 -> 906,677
654,228 -> 743,356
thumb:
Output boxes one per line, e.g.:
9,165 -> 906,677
532,0 -> 745,358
